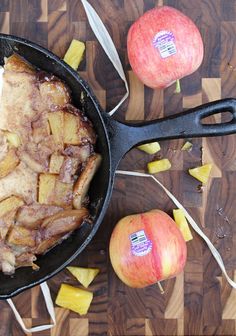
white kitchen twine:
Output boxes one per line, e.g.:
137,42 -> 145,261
7,282 -> 56,333
116,170 -> 236,289
80,0 -> 129,116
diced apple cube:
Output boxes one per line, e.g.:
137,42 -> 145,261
137,142 -> 161,154
48,111 -> 64,147
67,266 -> 100,288
63,39 -> 85,70
49,154 -> 64,174
173,209 -> 193,242
56,284 -> 93,315
38,174 -> 57,204
38,174 -> 73,208
147,158 -> 171,174
188,163 -> 212,184
64,112 -> 80,145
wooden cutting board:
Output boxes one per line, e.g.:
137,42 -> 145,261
1,0 -> 236,335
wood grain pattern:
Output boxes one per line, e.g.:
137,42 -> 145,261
0,0 -> 236,335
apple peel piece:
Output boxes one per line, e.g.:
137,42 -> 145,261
147,158 -> 171,174
67,266 -> 99,288
41,208 -> 89,237
137,142 -> 160,154
56,284 -> 93,315
189,163 -> 212,184
173,209 -> 193,242
73,154 -> 102,209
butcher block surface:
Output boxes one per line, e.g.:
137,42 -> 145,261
1,0 -> 236,335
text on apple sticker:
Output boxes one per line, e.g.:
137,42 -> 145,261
130,230 -> 152,256
153,31 -> 177,59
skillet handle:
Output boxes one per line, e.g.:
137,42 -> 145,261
104,98 -> 236,173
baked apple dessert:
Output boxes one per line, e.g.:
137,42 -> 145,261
0,54 -> 101,274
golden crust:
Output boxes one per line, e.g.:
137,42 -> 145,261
4,54 -> 35,74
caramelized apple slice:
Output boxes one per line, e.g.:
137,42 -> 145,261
0,196 -> 24,239
73,154 -> 101,209
34,235 -> 64,255
56,284 -> 93,315
41,208 -> 89,237
67,266 -> 99,288
16,204 -> 62,229
7,226 -> 36,247
40,81 -> 70,109
0,196 -> 24,217
0,149 -> 19,178
4,54 -> 35,74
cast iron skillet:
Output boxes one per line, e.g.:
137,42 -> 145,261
0,34 -> 236,299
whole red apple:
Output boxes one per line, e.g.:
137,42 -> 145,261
127,6 -> 204,89
109,210 -> 187,288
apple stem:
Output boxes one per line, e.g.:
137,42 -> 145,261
157,281 -> 165,294
174,79 -> 181,94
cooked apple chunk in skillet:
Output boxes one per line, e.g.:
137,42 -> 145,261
0,54 -> 101,274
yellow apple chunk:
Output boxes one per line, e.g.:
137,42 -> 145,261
0,149 -> 20,178
38,174 -> 57,204
0,196 -> 24,217
48,111 -> 64,147
137,142 -> 160,154
38,174 -> 73,208
63,39 -> 85,70
173,209 -> 193,242
56,284 -> 93,315
64,112 -> 80,145
147,158 -> 171,174
188,163 -> 212,184
181,141 -> 192,151
67,266 -> 100,288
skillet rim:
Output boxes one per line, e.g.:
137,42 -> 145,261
0,33 -> 113,299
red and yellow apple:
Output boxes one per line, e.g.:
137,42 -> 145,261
109,210 -> 187,288
127,6 -> 204,89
